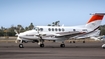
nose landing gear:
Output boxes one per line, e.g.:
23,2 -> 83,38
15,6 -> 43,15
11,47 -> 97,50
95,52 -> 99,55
19,44 -> 24,48
40,44 -> 44,47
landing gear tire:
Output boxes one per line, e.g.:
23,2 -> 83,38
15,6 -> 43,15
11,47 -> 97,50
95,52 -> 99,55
40,44 -> 44,48
103,47 -> 105,49
70,41 -> 72,43
19,44 -> 24,48
60,44 -> 65,48
73,41 -> 75,43
83,41 -> 85,43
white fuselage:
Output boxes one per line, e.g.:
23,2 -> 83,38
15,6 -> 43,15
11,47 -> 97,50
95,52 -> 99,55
17,25 -> 91,41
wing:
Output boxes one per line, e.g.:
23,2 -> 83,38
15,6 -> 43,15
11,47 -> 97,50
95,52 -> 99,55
35,31 -> 85,39
55,31 -> 85,37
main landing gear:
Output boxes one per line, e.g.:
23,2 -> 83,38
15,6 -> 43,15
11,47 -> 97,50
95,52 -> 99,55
69,41 -> 85,43
60,42 -> 65,48
38,39 -> 45,48
60,44 -> 65,48
69,41 -> 75,43
83,41 -> 85,43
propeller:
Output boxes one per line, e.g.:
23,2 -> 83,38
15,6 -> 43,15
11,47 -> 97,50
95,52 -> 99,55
14,29 -> 19,36
14,27 -> 22,43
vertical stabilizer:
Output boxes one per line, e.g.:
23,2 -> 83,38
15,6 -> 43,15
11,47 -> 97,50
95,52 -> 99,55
85,13 -> 105,31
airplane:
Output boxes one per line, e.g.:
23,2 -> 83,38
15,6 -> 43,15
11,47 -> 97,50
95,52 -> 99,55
90,35 -> 105,49
15,13 -> 105,48
101,36 -> 105,49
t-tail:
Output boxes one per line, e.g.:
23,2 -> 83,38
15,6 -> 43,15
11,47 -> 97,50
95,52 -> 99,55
85,13 -> 105,31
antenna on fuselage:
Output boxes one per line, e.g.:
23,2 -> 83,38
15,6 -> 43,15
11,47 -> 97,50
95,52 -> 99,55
90,13 -> 105,15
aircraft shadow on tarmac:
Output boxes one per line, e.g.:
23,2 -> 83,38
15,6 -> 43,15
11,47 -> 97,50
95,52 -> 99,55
0,42 -> 103,48
0,45 -> 102,48
0,52 -> 52,56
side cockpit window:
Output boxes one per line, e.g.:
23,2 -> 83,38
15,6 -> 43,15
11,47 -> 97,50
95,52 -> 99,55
40,28 -> 43,31
34,27 -> 44,31
34,27 -> 38,31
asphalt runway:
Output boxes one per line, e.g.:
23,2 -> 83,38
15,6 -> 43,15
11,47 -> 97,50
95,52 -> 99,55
0,42 -> 105,59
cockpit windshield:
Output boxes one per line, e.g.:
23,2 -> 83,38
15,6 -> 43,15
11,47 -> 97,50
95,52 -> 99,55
33,27 -> 39,31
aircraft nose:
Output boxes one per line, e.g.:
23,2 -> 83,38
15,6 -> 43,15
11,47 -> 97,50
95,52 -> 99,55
15,33 -> 18,36
18,33 -> 25,37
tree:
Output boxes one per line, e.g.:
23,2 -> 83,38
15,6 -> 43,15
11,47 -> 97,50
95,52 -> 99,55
25,26 -> 29,30
48,21 -> 60,26
48,24 -> 51,26
16,24 -> 24,33
55,21 -> 60,26
100,25 -> 105,35
0,26 -> 6,31
28,23 -> 34,30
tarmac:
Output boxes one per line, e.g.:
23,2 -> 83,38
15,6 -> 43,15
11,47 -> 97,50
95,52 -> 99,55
0,41 -> 105,59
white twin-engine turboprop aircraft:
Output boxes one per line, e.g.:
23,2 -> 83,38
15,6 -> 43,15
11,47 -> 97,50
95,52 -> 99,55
15,13 -> 105,48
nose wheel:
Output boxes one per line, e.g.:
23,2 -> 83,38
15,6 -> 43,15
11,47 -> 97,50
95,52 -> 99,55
19,44 -> 24,48
60,44 -> 65,48
40,44 -> 44,47
83,41 -> 85,43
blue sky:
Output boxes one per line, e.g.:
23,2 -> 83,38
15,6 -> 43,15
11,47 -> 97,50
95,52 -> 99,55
0,0 -> 105,28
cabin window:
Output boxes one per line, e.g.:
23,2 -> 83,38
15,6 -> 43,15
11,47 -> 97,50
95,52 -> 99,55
48,28 -> 51,31
52,28 -> 54,31
40,28 -> 43,31
62,28 -> 64,31
59,28 -> 61,31
73,29 -> 76,31
55,28 -> 57,31
34,27 -> 38,31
